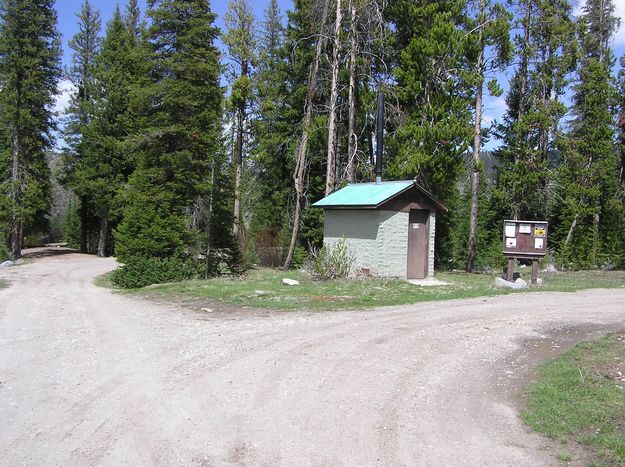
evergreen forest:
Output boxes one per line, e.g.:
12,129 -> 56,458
1,0 -> 625,287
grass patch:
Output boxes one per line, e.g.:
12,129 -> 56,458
93,272 -> 121,290
0,279 -> 8,289
523,331 -> 625,465
555,452 -> 572,462
123,268 -> 625,311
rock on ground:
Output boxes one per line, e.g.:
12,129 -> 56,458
495,276 -> 528,289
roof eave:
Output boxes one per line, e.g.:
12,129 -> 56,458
413,182 -> 449,212
313,204 -> 377,209
313,180 -> 449,212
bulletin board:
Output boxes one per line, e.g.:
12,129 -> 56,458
502,220 -> 548,258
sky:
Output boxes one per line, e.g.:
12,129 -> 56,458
53,0 -> 625,150
53,0 -> 293,115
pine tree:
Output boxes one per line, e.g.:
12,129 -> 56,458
249,0 -> 293,243
465,0 -> 511,272
67,0 -> 100,133
283,0 -> 331,269
0,0 -> 62,259
113,0 -> 224,285
386,0 -> 473,266
386,0 -> 472,194
122,0 -> 151,135
223,0 -> 256,244
125,0 -> 142,44
345,0 -> 359,182
325,0 -> 343,195
61,0 -> 101,253
343,0 -> 389,183
494,0 -> 576,222
617,55 -> 625,191
554,0 -> 622,268
85,7 -> 141,257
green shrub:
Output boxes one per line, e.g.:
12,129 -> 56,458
0,240 -> 8,262
111,256 -> 201,288
292,245 -> 308,268
304,238 -> 354,280
242,239 -> 258,268
204,246 -> 245,277
62,199 -> 81,249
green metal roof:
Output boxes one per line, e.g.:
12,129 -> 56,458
312,180 -> 415,208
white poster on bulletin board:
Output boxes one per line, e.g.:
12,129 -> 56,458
505,224 -> 516,237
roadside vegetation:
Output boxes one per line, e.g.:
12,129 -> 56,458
0,279 -> 8,289
99,268 -> 625,312
523,332 -> 625,466
2,0 -> 624,289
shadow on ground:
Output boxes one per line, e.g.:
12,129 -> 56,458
22,247 -> 79,259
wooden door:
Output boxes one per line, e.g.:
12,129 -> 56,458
407,210 -> 429,279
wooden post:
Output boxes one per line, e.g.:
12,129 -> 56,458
531,259 -> 539,285
507,257 -> 515,282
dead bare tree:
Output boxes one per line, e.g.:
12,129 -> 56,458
345,0 -> 358,182
343,0 -> 390,183
283,0 -> 331,270
466,0 -> 486,273
325,0 -> 343,195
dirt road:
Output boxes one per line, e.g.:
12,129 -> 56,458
1,248 -> 624,466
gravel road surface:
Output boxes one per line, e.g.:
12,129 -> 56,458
1,248 -> 624,466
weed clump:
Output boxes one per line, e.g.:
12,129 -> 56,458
304,238 -> 354,280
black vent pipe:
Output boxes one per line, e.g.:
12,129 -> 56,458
375,91 -> 384,184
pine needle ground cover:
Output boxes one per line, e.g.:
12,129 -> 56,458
523,332 -> 625,466
109,268 -> 625,311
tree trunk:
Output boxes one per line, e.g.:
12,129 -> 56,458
283,0 -> 330,270
79,195 -> 88,253
621,151 -> 625,188
592,212 -> 600,267
233,59 -> 248,242
345,0 -> 358,183
10,126 -> 23,260
515,0 -> 531,166
564,214 -> 578,247
205,162 -> 215,279
233,106 -> 244,240
97,203 -> 109,257
619,133 -> 625,188
466,0 -> 485,273
325,0 -> 342,195
534,42 -> 549,169
367,122 -> 374,166
10,217 -> 23,261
